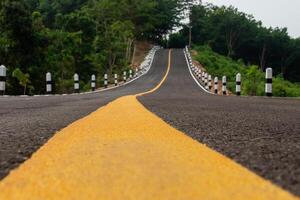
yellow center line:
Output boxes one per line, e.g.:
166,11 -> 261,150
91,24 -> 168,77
136,49 -> 171,96
0,50 -> 298,200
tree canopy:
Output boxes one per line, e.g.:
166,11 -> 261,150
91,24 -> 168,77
1,1 -> 299,95
0,0 -> 190,94
169,3 -> 300,83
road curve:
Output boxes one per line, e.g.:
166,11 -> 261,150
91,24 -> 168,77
138,49 -> 300,196
0,49 -> 169,180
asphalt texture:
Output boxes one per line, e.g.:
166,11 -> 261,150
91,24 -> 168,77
138,49 -> 300,196
0,49 -> 169,180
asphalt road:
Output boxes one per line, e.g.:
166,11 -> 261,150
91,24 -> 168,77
1,48 -> 299,196
138,49 -> 300,196
0,49 -> 168,180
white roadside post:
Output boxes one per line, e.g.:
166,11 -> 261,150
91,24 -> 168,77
198,69 -> 202,79
202,72 -> 205,82
208,75 -> 212,90
114,74 -> 118,86
135,68 -> 138,77
205,73 -> 208,90
104,74 -> 108,88
236,73 -> 241,96
123,71 -> 127,82
0,65 -> 7,95
222,76 -> 227,95
74,73 -> 79,93
129,69 -> 133,79
214,77 -> 218,94
46,72 -> 52,94
265,68 -> 272,97
91,74 -> 96,91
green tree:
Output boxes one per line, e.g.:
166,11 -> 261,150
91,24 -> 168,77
177,3 -> 300,83
1,0 -> 195,94
12,68 -> 33,95
243,66 -> 264,96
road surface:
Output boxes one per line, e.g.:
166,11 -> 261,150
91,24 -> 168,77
0,49 -> 168,180
139,49 -> 300,195
0,49 -> 299,199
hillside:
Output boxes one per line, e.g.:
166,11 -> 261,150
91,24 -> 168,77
169,3 -> 300,88
193,46 -> 300,97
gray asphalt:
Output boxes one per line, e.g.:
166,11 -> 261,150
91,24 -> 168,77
1,48 -> 300,196
0,49 -> 169,180
138,49 -> 300,196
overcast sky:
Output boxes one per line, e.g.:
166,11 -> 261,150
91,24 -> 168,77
203,0 -> 300,38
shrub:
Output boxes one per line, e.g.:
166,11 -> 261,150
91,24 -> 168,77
193,45 -> 300,97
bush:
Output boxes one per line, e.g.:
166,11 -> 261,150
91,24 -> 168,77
193,45 -> 300,97
273,76 -> 300,97
243,66 -> 264,96
56,79 -> 74,94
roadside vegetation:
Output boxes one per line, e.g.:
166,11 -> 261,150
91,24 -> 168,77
1,1 -> 300,97
169,3 -> 300,97
0,0 -> 196,95
193,45 -> 300,97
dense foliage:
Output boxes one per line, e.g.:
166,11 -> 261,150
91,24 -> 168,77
0,0 -> 194,94
193,45 -> 300,97
169,3 -> 300,84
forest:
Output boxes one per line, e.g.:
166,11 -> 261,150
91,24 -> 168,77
169,3 -> 300,85
1,1 -> 300,95
0,0 -> 195,95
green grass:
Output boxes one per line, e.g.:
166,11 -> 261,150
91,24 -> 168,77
193,45 -> 300,97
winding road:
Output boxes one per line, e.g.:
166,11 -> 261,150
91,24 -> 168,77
0,49 -> 299,199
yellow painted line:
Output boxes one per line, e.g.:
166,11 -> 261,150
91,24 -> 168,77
0,50 -> 298,200
136,49 -> 171,96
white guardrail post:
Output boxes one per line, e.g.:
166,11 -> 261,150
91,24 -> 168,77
91,74 -> 96,91
104,74 -> 108,88
208,75 -> 212,90
74,73 -> 79,93
236,73 -> 241,96
123,71 -> 127,82
265,68 -> 272,97
46,72 -> 52,94
222,76 -> 227,95
214,77 -> 218,95
114,74 -> 118,86
205,73 -> 208,89
0,65 -> 7,95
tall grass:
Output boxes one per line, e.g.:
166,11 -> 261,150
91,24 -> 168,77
193,45 -> 300,97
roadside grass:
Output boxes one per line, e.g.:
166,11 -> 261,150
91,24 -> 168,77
193,45 -> 300,97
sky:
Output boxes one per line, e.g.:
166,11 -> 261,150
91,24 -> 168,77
202,0 -> 300,38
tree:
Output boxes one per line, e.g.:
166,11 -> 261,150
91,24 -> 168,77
12,68 -> 32,95
1,0 -> 195,94
174,3 -> 300,83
